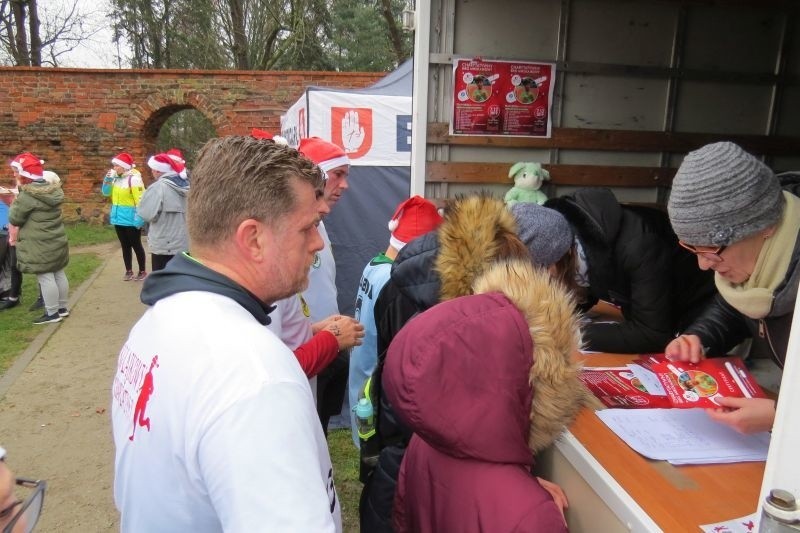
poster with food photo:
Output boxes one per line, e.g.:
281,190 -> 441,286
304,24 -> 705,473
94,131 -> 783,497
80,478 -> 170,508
451,58 -> 556,137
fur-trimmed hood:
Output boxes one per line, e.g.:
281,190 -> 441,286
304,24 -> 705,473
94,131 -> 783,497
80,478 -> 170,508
389,194 -> 523,309
435,194 -> 522,301
384,259 -> 586,464
474,260 -> 587,453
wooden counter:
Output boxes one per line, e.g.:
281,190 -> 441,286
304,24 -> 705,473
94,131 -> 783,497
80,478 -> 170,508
536,353 -> 764,532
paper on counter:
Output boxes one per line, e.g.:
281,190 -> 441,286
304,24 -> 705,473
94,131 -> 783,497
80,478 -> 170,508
699,511 -> 758,532
596,408 -> 770,464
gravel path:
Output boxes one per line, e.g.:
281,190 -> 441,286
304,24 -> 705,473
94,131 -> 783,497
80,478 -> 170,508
0,243 -> 145,531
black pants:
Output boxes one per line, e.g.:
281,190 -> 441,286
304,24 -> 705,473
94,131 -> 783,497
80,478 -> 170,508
316,349 -> 350,435
151,254 -> 174,272
0,238 -> 22,299
114,225 -> 146,272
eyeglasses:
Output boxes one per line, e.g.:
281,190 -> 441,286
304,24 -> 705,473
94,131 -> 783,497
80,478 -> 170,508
1,478 -> 46,533
678,241 -> 727,262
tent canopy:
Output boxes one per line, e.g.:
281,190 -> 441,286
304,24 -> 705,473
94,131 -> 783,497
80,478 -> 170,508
281,60 -> 413,316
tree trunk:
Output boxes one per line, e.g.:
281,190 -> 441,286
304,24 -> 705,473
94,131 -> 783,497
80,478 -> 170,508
27,0 -> 40,65
10,0 -> 29,65
227,0 -> 249,70
378,0 -> 406,64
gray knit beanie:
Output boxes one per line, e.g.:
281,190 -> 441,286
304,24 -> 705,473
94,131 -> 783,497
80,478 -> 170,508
668,142 -> 783,246
511,203 -> 574,267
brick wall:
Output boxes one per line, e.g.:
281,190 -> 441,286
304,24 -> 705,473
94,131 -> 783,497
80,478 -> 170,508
0,67 -> 381,222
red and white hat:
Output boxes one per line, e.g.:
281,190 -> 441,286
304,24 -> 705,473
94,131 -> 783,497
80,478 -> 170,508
251,128 -> 289,146
14,152 -> 45,181
9,154 -> 23,172
298,137 -> 350,173
165,148 -> 185,166
111,152 -> 135,170
388,196 -> 443,251
148,153 -> 185,174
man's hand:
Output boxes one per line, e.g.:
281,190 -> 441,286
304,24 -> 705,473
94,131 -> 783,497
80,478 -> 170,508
323,315 -> 365,350
341,110 -> 365,153
706,397 -> 775,434
664,334 -> 706,364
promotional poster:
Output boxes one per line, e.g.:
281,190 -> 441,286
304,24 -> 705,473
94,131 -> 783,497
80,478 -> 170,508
451,58 -> 556,137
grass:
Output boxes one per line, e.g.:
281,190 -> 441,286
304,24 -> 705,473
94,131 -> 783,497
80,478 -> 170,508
0,253 -> 102,373
328,428 -> 362,532
64,222 -> 117,247
0,222 -> 112,374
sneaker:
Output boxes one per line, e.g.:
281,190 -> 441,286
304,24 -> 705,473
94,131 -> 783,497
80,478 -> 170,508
33,313 -> 63,325
0,298 -> 19,310
58,308 -> 70,317
29,296 -> 44,311
123,271 -> 134,281
134,271 -> 147,281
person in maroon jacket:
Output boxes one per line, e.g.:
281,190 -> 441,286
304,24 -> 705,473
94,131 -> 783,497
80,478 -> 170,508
384,258 -> 587,533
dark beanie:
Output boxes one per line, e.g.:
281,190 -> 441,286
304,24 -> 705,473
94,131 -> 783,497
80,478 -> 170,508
668,142 -> 783,246
511,203 -> 574,267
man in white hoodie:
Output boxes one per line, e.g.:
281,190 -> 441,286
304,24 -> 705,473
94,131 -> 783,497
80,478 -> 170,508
112,136 -> 341,532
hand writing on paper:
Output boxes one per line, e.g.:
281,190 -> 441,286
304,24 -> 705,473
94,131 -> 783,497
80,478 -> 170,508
706,397 -> 776,434
341,110 -> 365,153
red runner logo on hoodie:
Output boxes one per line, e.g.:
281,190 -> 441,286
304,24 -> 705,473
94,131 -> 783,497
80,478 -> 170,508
129,355 -> 159,441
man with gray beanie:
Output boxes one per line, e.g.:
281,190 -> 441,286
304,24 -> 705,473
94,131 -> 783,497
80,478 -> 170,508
665,141 -> 800,434
545,187 -> 716,353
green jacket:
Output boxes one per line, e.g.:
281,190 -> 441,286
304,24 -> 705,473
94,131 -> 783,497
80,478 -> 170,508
8,182 -> 69,274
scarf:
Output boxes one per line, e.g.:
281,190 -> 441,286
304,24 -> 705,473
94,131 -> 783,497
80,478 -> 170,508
716,191 -> 800,318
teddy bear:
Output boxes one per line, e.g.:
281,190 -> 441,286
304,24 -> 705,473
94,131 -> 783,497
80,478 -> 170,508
504,162 -> 550,207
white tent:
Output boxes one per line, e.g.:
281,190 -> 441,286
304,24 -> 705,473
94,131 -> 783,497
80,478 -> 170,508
281,60 -> 413,316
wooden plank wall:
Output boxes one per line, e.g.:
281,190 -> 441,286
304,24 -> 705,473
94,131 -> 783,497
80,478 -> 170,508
425,122 -> 800,189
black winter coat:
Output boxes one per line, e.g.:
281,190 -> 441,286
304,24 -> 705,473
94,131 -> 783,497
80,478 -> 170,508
546,188 -> 717,353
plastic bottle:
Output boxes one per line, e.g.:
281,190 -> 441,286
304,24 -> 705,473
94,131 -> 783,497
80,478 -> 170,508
760,489 -> 800,532
354,397 -> 375,440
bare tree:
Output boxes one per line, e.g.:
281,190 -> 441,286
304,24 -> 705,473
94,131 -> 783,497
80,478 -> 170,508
0,0 -> 104,66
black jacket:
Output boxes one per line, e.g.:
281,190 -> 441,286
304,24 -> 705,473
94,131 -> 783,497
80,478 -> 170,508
546,188 -> 717,353
684,174 -> 800,368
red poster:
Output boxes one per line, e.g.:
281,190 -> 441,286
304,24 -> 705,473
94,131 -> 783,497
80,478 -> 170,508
452,58 -> 555,137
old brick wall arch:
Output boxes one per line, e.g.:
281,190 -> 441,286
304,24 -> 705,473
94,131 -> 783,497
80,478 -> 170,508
0,67 -> 381,221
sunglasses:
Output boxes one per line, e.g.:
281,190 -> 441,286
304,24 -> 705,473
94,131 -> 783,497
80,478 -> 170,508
678,241 -> 727,262
1,478 -> 46,533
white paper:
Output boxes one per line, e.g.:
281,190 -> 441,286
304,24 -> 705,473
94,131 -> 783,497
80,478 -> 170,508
699,511 -> 759,532
627,363 -> 667,396
596,408 -> 770,464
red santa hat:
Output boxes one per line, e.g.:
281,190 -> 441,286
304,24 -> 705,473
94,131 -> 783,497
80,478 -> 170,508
388,196 -> 443,251
251,128 -> 289,146
148,153 -> 185,174
298,137 -> 350,173
111,152 -> 135,170
14,152 -> 45,181
165,148 -> 185,166
9,155 -> 23,172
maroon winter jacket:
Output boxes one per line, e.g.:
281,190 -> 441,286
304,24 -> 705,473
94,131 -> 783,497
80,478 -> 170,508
384,261 -> 586,533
